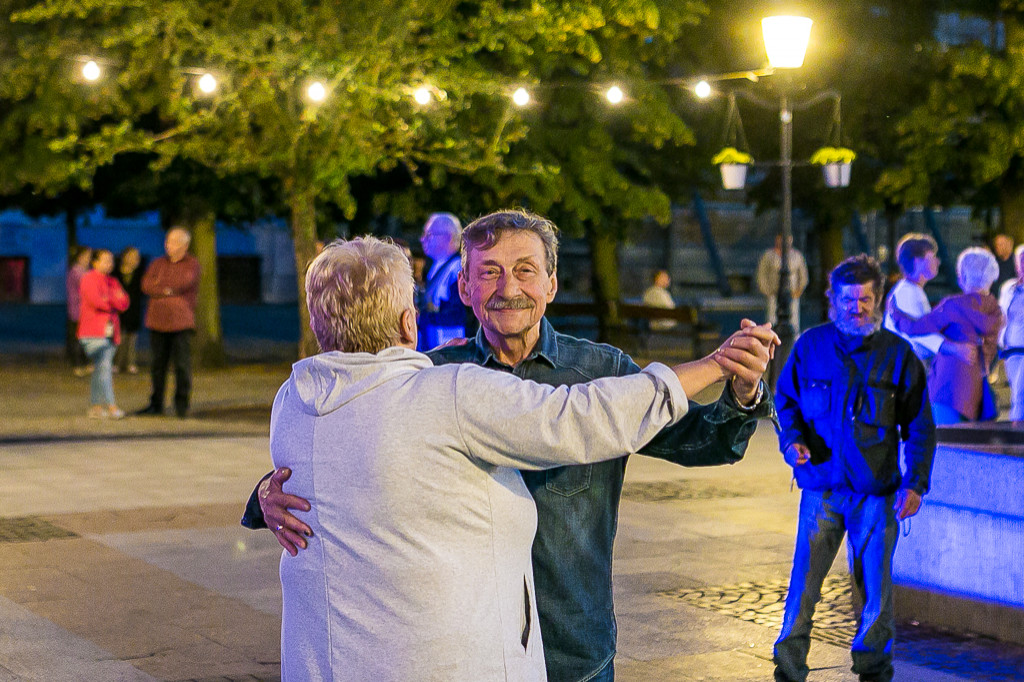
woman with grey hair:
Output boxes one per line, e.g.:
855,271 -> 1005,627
890,246 -> 1004,424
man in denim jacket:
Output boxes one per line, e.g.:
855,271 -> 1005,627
773,255 -> 935,682
248,209 -> 776,681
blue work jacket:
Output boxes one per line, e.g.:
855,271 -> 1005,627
776,322 -> 935,496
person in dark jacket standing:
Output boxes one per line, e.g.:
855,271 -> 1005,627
773,255 -> 935,682
113,246 -> 144,374
417,212 -> 468,349
136,228 -> 200,418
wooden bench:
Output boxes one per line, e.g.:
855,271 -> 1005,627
545,301 -> 721,358
618,303 -> 722,357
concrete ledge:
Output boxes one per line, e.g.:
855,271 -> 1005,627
895,583 -> 1024,646
893,437 -> 1024,645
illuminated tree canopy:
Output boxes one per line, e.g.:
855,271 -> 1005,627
1,0 -> 710,350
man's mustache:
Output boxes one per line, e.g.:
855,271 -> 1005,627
486,296 -> 534,310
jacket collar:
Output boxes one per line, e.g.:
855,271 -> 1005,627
472,317 -> 559,369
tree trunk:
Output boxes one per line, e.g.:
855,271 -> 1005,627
817,222 -> 846,297
1000,181 -> 1024,246
189,210 -> 226,368
288,180 -> 320,358
585,226 -> 622,345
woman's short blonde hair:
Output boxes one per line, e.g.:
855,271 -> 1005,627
956,247 -> 999,294
305,237 -> 414,353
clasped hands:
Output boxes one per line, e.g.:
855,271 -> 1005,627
712,319 -> 781,406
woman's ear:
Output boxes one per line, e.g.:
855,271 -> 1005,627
399,308 -> 418,347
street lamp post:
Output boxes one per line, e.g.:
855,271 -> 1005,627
703,15 -> 845,384
775,95 -> 795,383
761,15 -> 812,385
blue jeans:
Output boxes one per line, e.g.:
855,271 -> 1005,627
582,658 -> 613,682
80,337 -> 117,406
774,490 -> 898,682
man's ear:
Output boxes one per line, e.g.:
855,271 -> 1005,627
546,268 -> 558,303
458,270 -> 472,305
399,308 -> 417,346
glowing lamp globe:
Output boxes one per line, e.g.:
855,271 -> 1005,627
307,81 -> 327,103
82,60 -> 101,82
413,87 -> 431,105
761,16 -> 813,69
512,87 -> 531,107
606,86 -> 624,105
198,73 -> 217,94
694,80 -> 712,99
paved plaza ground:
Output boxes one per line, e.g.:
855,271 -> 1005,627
1,360 -> 1023,680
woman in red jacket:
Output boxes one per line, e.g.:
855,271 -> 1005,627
78,249 -> 130,418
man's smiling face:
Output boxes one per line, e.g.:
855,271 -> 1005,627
459,230 -> 557,343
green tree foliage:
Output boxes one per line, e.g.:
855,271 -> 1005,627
3,0 -> 712,350
877,3 -> 1024,243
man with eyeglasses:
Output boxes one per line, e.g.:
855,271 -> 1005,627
418,212 -> 468,349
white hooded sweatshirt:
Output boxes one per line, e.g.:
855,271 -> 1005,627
271,347 -> 688,681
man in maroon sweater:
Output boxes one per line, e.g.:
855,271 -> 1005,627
137,227 -> 201,418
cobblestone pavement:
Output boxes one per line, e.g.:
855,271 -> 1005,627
665,575 -> 857,650
666,575 -> 1024,681
2,360 -> 1023,680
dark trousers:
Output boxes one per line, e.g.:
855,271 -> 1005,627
774,490 -> 898,682
149,330 -> 193,413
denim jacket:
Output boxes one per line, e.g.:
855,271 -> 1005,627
428,318 -> 774,681
776,323 -> 935,496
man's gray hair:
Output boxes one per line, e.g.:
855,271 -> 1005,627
461,209 -> 559,275
426,212 -> 462,251
956,247 -> 999,294
305,237 -> 414,353
168,227 -> 192,245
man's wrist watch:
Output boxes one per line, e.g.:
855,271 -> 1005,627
731,377 -> 764,412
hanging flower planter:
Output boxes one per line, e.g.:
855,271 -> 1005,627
719,164 -> 748,190
822,162 -> 852,188
712,147 -> 753,190
810,147 -> 856,188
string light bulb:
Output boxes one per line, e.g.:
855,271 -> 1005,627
512,87 -> 531,107
694,80 -> 712,99
197,73 -> 217,94
413,87 -> 432,105
605,86 -> 624,105
306,81 -> 327,103
82,60 -> 101,82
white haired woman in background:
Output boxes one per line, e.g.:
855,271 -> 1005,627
890,247 -> 1004,424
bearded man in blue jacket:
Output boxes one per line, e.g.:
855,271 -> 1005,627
773,255 -> 936,682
